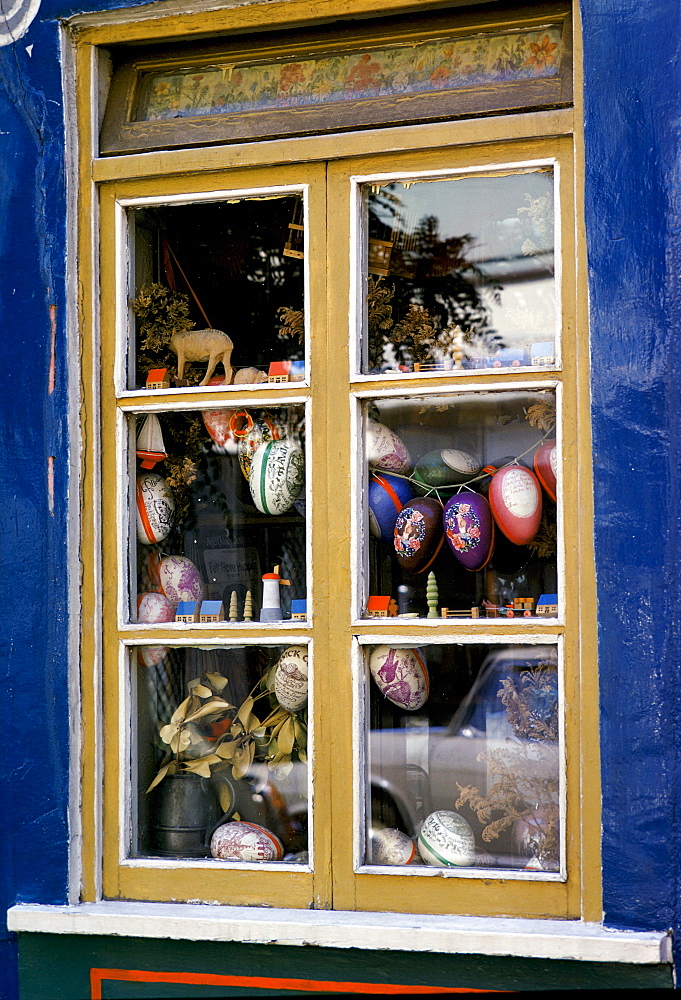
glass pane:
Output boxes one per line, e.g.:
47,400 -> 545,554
366,642 -> 560,873
133,404 -> 307,624
360,167 -> 556,375
363,390 -> 558,621
129,193 -> 306,391
132,644 -> 309,862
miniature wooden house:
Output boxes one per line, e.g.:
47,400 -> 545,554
175,601 -> 199,623
199,600 -> 224,622
145,368 -> 170,390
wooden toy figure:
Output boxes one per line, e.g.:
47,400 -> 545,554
260,565 -> 290,622
228,591 -> 238,622
243,591 -> 253,622
170,328 -> 234,385
426,572 -> 439,618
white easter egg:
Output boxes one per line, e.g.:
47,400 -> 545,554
136,473 -> 175,545
418,810 -> 476,867
369,646 -> 429,711
370,828 -> 419,866
158,555 -> 205,611
274,646 -> 308,712
249,438 -> 305,515
136,591 -> 174,667
210,821 -> 284,862
366,419 -> 412,474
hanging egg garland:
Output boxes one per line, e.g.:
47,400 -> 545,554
249,438 -> 305,516
369,472 -> 414,542
393,497 -> 444,574
443,492 -> 495,572
369,645 -> 429,711
485,463 -> 542,545
366,419 -> 411,474
412,448 -> 481,497
136,472 -> 175,545
534,439 -> 558,502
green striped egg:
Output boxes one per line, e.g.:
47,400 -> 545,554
249,438 -> 304,515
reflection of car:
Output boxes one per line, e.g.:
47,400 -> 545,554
369,645 -> 559,865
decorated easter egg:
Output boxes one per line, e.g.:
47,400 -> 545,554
487,464 -> 543,545
418,810 -> 476,868
368,472 -> 414,542
443,492 -> 495,572
534,439 -> 557,502
158,555 -> 205,611
249,439 -> 305,515
393,497 -> 444,574
136,591 -> 175,668
369,646 -> 429,711
136,473 -> 175,545
412,449 -> 480,495
274,645 -> 309,713
202,408 -> 236,450
366,419 -> 411,474
371,828 -> 419,866
234,410 -> 287,480
210,820 -> 284,862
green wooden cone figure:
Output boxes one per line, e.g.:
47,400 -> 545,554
426,571 -> 439,618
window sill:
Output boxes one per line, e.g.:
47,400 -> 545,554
7,903 -> 671,965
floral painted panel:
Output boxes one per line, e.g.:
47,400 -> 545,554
137,28 -> 562,121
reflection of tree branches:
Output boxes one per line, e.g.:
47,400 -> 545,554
366,201 -> 503,369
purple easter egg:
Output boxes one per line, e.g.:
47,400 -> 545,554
369,472 -> 414,543
443,492 -> 495,572
393,497 -> 444,574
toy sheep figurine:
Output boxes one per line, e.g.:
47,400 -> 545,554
170,328 -> 234,385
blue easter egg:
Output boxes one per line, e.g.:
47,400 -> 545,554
369,472 -> 415,542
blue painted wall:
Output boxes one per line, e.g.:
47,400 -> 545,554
0,0 -> 679,996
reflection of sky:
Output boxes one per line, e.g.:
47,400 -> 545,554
371,168 -> 556,346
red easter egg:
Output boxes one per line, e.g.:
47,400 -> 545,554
487,465 -> 542,545
534,440 -> 557,502
393,497 -> 444,574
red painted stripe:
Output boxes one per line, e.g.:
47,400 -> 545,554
373,473 -> 404,514
90,968 -> 506,997
242,820 -> 284,859
136,480 -> 156,544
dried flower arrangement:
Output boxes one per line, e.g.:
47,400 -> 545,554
456,665 -> 560,869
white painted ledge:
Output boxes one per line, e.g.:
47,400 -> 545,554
7,903 -> 671,966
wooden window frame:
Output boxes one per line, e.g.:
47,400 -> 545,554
73,0 -> 600,922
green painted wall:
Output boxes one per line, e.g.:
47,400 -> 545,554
18,933 -> 673,996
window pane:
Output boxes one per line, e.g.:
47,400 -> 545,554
133,404 -> 307,624
366,642 -> 560,874
360,168 -> 556,375
132,644 -> 309,862
129,193 -> 306,391
362,390 -> 558,621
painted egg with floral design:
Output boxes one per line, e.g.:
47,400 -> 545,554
369,645 -> 429,711
136,473 -> 175,545
534,439 -> 557,502
486,464 -> 543,545
443,492 -> 494,572
274,645 -> 308,713
418,810 -> 476,867
366,419 -> 411,474
393,497 -> 443,574
158,555 -> 205,611
210,821 -> 284,862
369,472 -> 414,542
